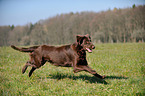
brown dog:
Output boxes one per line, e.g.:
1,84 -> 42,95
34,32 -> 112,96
11,34 -> 105,79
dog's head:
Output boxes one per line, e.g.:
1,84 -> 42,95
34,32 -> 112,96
76,34 -> 95,53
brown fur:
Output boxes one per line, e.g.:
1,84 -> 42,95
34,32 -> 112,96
11,34 -> 105,79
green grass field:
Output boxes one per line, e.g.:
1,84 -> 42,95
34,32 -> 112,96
0,43 -> 145,96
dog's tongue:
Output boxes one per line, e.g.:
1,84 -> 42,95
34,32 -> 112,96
86,48 -> 92,52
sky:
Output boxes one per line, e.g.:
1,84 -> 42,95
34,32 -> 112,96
0,0 -> 145,26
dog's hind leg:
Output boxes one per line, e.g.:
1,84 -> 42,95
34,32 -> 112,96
22,61 -> 32,74
22,65 -> 28,74
28,60 -> 46,77
28,52 -> 46,77
29,67 -> 36,77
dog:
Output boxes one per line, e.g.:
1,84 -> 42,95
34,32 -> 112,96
11,34 -> 105,79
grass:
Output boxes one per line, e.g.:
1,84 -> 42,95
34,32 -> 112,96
0,43 -> 145,96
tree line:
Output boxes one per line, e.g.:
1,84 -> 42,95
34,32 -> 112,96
0,5 -> 144,46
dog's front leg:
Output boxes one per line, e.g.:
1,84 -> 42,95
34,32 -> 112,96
80,65 -> 106,79
73,67 -> 84,73
73,65 -> 105,79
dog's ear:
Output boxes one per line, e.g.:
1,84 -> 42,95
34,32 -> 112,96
76,35 -> 85,45
85,34 -> 91,40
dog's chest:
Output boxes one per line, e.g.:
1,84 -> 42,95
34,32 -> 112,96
76,50 -> 87,65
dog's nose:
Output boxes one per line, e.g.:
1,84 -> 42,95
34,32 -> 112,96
92,46 -> 95,49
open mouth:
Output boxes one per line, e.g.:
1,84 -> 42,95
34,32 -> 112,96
86,48 -> 92,53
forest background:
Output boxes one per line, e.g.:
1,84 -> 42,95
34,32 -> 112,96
0,5 -> 145,46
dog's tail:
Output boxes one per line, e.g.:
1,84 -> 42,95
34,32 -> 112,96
11,45 -> 39,53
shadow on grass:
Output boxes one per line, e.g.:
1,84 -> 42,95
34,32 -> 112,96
48,74 -> 107,84
45,73 -> 128,84
105,76 -> 128,79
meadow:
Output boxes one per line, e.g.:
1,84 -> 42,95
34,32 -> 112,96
0,43 -> 145,96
